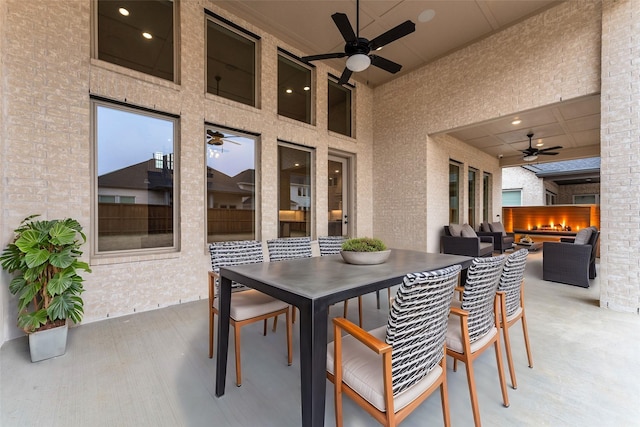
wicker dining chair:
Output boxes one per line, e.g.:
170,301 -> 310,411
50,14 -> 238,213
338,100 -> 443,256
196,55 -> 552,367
208,240 -> 292,387
327,264 -> 461,427
446,254 -> 509,427
498,248 -> 533,390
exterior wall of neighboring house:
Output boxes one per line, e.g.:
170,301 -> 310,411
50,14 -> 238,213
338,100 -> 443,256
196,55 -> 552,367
502,167 -> 546,206
557,183 -> 601,204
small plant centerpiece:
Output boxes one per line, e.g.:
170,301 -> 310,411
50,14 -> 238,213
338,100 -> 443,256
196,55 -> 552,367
340,237 -> 391,265
0,215 -> 91,362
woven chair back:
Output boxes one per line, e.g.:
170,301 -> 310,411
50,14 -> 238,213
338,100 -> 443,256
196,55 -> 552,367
461,255 -> 506,343
318,236 -> 346,256
386,264 -> 461,395
267,237 -> 312,261
208,240 -> 264,294
498,249 -> 528,317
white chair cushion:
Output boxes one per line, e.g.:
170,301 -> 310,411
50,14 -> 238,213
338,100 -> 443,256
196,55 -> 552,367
506,306 -> 523,323
445,316 -> 498,354
461,223 -> 477,238
214,289 -> 288,321
327,325 -> 444,413
448,224 -> 463,237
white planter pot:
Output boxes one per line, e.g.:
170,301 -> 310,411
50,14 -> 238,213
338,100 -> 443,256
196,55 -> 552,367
340,250 -> 391,265
28,323 -> 68,362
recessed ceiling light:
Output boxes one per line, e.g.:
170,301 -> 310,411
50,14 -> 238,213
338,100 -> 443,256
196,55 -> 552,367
118,7 -> 129,16
303,86 -> 310,91
511,119 -> 522,125
142,32 -> 153,39
536,139 -> 544,147
286,88 -> 293,94
418,9 -> 436,23
294,163 -> 300,167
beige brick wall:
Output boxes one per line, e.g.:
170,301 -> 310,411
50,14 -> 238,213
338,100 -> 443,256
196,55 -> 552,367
0,0 -> 375,341
557,183 -> 601,204
502,167 -> 546,206
599,0 -> 640,313
373,1 -> 602,254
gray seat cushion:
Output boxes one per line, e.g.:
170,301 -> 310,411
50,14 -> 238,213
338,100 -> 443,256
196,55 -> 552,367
448,223 -> 463,237
574,227 -> 593,245
490,222 -> 507,236
461,223 -> 477,238
479,242 -> 494,257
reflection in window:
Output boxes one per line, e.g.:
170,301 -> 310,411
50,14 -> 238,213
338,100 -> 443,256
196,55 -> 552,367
328,79 -> 352,136
483,172 -> 491,222
449,162 -> 461,223
206,13 -> 257,107
206,127 -> 257,242
502,189 -> 522,206
278,144 -> 313,237
96,0 -> 175,81
94,101 -> 178,252
468,168 -> 477,228
278,53 -> 312,124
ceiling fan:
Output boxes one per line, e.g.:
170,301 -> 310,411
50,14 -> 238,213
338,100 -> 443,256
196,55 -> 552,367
206,130 -> 241,147
521,132 -> 562,161
301,0 -> 415,85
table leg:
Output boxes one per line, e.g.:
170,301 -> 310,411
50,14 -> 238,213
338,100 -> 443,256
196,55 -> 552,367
298,301 -> 329,427
215,276 -> 232,397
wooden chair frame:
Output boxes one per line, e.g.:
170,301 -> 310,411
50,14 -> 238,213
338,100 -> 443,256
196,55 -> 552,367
447,293 -> 510,427
327,317 -> 451,427
498,280 -> 534,390
208,271 -> 292,387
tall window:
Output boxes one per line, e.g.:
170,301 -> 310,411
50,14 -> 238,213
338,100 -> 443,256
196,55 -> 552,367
546,190 -> 557,205
206,12 -> 258,107
96,0 -> 176,82
278,52 -> 312,124
483,172 -> 491,222
328,79 -> 352,136
449,162 -> 461,224
468,168 -> 477,228
93,99 -> 179,253
278,143 -> 313,237
206,126 -> 257,242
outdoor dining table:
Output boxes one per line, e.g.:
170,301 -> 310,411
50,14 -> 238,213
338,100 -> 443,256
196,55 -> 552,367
215,248 -> 474,427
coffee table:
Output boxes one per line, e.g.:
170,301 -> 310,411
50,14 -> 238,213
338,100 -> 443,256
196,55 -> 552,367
516,241 -> 543,251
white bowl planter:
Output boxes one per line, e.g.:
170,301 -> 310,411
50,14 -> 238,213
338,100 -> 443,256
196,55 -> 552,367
340,250 -> 391,265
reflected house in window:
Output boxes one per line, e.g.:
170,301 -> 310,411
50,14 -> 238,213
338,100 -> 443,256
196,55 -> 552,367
206,168 -> 256,241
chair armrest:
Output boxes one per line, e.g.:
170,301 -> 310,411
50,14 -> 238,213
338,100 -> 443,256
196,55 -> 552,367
333,317 -> 392,354
449,306 -> 469,318
479,235 -> 494,244
560,237 -> 576,243
441,236 -> 482,256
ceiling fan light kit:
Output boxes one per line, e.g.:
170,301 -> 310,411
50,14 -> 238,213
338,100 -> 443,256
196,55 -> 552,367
346,53 -> 371,72
520,132 -> 562,162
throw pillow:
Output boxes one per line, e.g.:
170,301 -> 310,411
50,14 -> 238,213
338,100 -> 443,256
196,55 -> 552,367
480,222 -> 491,232
448,223 -> 463,237
490,222 -> 507,236
461,223 -> 477,238
574,227 -> 593,245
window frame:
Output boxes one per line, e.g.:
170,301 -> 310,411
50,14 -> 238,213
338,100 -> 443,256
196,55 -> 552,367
277,141 -> 315,238
205,10 -> 260,107
449,160 -> 462,224
327,75 -> 353,137
502,189 -> 523,207
91,96 -> 181,257
277,49 -> 315,125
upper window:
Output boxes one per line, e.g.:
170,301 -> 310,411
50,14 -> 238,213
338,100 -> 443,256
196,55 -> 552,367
206,126 -> 258,242
468,168 -> 477,228
573,194 -> 599,204
328,79 -> 352,137
96,0 -> 176,82
483,172 -> 492,222
93,99 -> 179,253
449,162 -> 461,224
206,13 -> 258,107
502,189 -> 522,207
278,52 -> 313,124
278,143 -> 314,237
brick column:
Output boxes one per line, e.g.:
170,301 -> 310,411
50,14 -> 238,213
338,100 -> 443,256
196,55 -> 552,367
599,0 -> 640,312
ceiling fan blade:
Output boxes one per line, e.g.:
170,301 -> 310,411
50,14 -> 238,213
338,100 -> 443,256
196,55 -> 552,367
370,55 -> 402,74
539,151 -> 560,155
301,52 -> 346,62
369,20 -> 415,50
338,67 -> 353,85
332,13 -> 357,43
538,146 -> 563,152
225,139 -> 241,145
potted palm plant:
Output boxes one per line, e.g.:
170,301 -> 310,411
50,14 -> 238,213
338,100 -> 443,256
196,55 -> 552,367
340,237 -> 391,265
0,215 -> 91,362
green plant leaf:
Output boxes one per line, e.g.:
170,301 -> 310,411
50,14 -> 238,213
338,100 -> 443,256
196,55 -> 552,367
22,262 -> 47,283
0,244 -> 25,272
8,275 -> 27,296
47,293 -> 83,323
49,246 -> 74,269
49,222 -> 77,246
48,269 -> 75,296
72,260 -> 92,273
24,248 -> 50,268
14,229 -> 46,253
18,281 -> 42,311
17,309 -> 48,333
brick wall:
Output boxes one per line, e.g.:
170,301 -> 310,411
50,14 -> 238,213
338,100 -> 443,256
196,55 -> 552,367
600,0 -> 640,313
0,0 -> 375,341
502,167 -> 546,206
